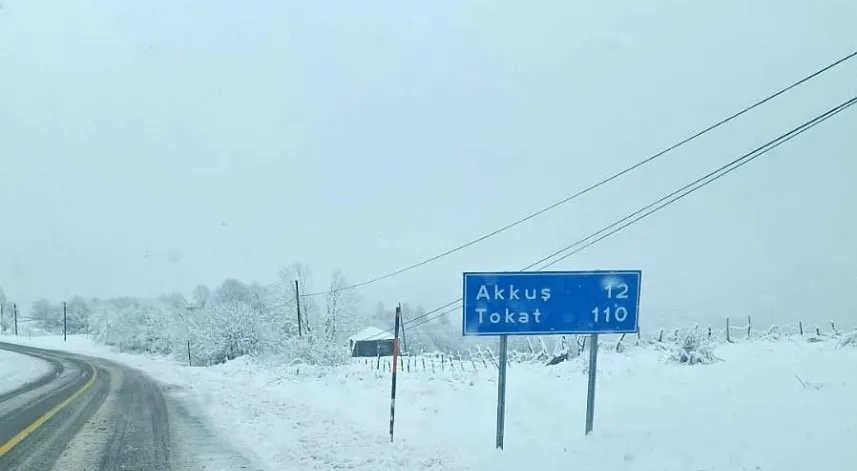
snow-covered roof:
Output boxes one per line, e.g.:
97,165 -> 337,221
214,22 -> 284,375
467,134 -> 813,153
348,326 -> 394,341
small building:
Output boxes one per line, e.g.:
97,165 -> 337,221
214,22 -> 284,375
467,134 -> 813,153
348,326 -> 395,357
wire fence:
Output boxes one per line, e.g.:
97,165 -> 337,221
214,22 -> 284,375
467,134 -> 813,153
353,316 -> 854,374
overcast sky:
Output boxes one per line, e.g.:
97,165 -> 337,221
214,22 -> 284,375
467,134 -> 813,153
1,0 -> 855,330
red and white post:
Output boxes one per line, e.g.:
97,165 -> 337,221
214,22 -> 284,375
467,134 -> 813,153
389,304 -> 402,442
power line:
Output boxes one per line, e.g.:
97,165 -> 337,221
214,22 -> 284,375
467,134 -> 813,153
302,50 -> 857,298
361,93 -> 857,340
535,95 -> 857,271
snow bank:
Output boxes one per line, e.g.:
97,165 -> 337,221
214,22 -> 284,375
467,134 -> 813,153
0,344 -> 53,395
3,334 -> 856,470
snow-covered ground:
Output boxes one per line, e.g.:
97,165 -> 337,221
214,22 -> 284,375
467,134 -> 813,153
0,346 -> 53,395
1,333 -> 856,470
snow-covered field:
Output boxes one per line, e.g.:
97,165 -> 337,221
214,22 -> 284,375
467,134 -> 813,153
2,333 -> 856,470
0,347 -> 53,395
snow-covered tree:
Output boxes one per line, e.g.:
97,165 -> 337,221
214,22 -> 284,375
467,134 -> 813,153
66,296 -> 90,334
0,287 -> 7,333
273,262 -> 320,335
192,285 -> 212,309
160,291 -> 188,311
30,298 -> 60,333
28,264 -> 369,366
323,269 -> 361,342
187,300 -> 274,365
215,278 -> 252,305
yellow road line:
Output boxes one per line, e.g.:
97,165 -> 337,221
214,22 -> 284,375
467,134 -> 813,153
0,360 -> 98,457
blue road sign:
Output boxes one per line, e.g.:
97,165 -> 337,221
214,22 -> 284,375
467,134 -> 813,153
462,270 -> 641,336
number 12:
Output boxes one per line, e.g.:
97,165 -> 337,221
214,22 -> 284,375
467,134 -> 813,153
606,282 -> 629,299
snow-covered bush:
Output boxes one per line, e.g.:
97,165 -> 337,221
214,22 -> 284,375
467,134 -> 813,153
271,334 -> 352,367
760,324 -> 783,341
186,300 -> 277,366
666,327 -> 720,365
86,298 -> 171,354
836,330 -> 857,348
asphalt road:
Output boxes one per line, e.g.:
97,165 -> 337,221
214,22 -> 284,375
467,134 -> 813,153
0,341 -> 259,471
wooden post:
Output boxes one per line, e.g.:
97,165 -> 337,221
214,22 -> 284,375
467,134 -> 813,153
13,303 -> 18,336
726,317 -> 732,343
376,344 -> 381,370
747,315 -> 751,339
63,301 -> 68,342
294,280 -> 302,337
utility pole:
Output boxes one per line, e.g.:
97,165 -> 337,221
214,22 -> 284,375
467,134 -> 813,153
399,309 -> 408,355
13,303 -> 18,336
294,279 -> 302,337
63,301 -> 68,342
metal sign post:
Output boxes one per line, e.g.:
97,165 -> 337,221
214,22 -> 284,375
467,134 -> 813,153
462,270 -> 642,444
585,333 -> 599,435
495,334 -> 508,449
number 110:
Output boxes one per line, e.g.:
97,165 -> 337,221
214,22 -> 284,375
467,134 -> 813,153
592,305 -> 628,322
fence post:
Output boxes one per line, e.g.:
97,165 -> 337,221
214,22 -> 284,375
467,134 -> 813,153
63,301 -> 68,342
799,321 -> 804,335
376,344 -> 381,370
187,340 -> 192,366
295,279 -> 303,337
747,315 -> 752,339
726,317 -> 732,343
